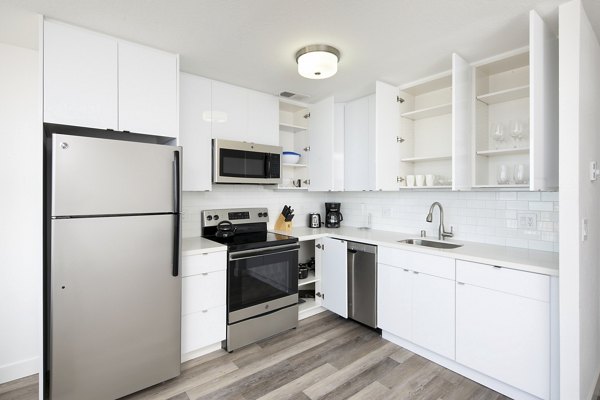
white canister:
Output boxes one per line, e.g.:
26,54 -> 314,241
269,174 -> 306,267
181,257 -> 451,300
426,174 -> 436,186
406,175 -> 415,187
416,175 -> 425,186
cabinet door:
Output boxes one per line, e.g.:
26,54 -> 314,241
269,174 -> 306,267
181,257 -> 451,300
411,273 -> 455,359
374,81 -> 400,190
308,97 -> 335,191
179,73 -> 212,191
247,90 -> 278,145
211,81 -> 247,142
529,10 -> 559,191
452,53 -> 473,190
44,20 -> 118,130
319,237 -> 347,317
181,305 -> 226,354
118,41 -> 178,137
344,95 -> 372,191
377,263 -> 411,340
456,283 -> 550,399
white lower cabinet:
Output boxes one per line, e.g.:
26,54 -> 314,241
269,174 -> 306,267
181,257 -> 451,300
317,237 -> 348,318
455,260 -> 550,399
181,251 -> 227,357
377,247 -> 455,360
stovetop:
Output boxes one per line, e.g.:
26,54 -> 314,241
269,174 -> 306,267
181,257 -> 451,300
200,207 -> 298,252
203,231 -> 298,252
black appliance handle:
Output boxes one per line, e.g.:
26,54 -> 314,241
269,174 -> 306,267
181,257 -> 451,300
265,154 -> 272,178
173,150 -> 181,277
339,212 -> 343,222
229,244 -> 300,261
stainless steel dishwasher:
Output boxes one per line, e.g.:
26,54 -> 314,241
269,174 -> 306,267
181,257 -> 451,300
347,241 -> 377,328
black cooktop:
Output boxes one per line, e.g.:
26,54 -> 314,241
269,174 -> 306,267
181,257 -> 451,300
203,231 -> 298,252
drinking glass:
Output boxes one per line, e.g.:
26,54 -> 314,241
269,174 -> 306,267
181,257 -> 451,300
490,123 -> 505,149
509,120 -> 524,148
514,164 -> 529,184
497,164 -> 511,185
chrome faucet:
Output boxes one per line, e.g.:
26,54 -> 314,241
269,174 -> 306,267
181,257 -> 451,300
426,202 -> 453,241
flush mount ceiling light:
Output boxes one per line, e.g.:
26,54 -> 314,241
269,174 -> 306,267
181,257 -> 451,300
295,45 -> 340,79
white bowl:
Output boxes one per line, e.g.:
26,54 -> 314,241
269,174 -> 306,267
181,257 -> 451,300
282,152 -> 301,164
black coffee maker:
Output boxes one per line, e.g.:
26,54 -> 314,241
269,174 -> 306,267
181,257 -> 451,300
325,202 -> 343,228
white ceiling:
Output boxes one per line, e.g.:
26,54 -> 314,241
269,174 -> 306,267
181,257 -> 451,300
2,0 -> 600,102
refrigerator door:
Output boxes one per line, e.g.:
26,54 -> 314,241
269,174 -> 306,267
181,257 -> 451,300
50,215 -> 181,400
51,133 -> 181,217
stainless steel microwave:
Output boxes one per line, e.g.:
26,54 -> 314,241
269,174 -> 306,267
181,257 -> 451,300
212,139 -> 282,184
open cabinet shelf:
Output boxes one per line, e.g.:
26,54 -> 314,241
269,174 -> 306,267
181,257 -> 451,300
400,103 -> 452,120
401,155 -> 452,162
279,122 -> 307,133
476,85 -> 530,105
279,99 -> 310,190
476,147 -> 530,157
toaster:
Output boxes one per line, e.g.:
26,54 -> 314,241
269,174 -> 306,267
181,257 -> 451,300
308,213 -> 322,228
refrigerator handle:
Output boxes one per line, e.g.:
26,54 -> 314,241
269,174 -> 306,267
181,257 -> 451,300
173,150 -> 181,277
348,249 -> 357,317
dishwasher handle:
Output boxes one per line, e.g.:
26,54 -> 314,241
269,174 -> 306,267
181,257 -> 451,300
347,249 -> 358,318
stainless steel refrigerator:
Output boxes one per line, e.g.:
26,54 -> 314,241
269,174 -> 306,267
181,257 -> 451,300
44,126 -> 182,400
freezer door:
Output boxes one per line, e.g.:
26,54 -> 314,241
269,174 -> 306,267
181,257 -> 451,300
52,133 -> 181,216
50,215 -> 181,400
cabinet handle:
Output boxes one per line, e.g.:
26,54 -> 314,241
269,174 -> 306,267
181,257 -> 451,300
202,309 -> 208,313
457,282 -> 465,285
403,269 -> 409,272
201,253 -> 208,256
202,272 -> 208,276
493,266 -> 502,269
413,271 -> 419,274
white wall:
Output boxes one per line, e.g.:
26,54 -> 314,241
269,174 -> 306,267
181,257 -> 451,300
559,1 -> 600,399
0,42 -> 41,383
183,188 -> 559,252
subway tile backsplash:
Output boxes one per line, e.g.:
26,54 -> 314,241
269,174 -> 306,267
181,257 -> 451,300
182,187 -> 559,252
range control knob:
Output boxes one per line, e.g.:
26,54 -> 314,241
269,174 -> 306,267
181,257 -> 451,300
258,212 -> 264,217
263,212 -> 268,217
213,215 -> 220,221
206,215 -> 212,221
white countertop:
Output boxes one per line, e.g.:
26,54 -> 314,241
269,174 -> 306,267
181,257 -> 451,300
269,226 -> 559,276
182,236 -> 227,256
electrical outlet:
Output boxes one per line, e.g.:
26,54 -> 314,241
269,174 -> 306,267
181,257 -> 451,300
582,218 -> 588,241
518,213 -> 537,229
591,161 -> 600,181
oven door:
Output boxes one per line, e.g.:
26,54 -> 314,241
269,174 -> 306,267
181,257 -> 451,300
228,243 -> 299,323
213,139 -> 282,184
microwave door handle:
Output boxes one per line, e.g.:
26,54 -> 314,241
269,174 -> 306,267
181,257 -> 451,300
265,154 -> 271,177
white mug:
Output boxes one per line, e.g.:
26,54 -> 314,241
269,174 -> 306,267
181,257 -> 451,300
426,174 -> 436,186
406,175 -> 415,187
416,175 -> 425,186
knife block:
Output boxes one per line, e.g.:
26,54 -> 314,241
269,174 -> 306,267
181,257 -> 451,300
274,213 -> 293,232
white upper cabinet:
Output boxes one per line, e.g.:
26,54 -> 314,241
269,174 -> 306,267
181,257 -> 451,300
247,90 -> 279,146
118,41 -> 179,138
44,20 -> 118,130
307,96 -> 344,192
43,20 -> 179,138
211,81 -> 279,145
452,53 -> 473,190
179,73 -> 212,191
343,82 -> 400,191
211,81 -> 247,142
472,11 -> 558,190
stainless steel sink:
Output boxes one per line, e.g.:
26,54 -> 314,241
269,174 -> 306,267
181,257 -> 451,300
398,238 -> 463,249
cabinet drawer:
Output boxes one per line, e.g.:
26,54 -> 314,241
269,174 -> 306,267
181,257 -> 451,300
182,270 -> 226,315
181,305 -> 226,354
182,251 -> 226,277
456,260 -> 549,302
379,247 -> 455,280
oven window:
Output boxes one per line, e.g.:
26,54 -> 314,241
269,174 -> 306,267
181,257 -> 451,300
228,249 -> 298,313
220,149 -> 246,177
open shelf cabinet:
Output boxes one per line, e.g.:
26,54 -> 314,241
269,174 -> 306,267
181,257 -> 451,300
297,240 -> 323,319
278,99 -> 310,190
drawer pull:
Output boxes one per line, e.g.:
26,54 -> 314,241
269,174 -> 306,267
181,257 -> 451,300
202,309 -> 208,313
457,281 -> 465,285
493,266 -> 502,269
403,269 -> 409,272
202,273 -> 209,276
413,271 -> 419,275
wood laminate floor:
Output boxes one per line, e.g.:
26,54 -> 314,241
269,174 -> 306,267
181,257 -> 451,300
0,312 -> 511,400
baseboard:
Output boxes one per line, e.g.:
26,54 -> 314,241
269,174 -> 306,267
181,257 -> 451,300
382,331 -> 543,400
0,357 -> 39,385
181,342 -> 222,363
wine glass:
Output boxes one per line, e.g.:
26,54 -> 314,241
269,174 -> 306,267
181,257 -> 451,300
509,120 -> 524,148
490,123 -> 505,149
497,164 -> 511,185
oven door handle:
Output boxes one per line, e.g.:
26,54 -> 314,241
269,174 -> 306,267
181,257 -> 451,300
229,244 -> 300,261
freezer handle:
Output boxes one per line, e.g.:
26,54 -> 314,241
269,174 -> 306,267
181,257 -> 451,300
173,150 -> 181,277
348,249 -> 357,317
